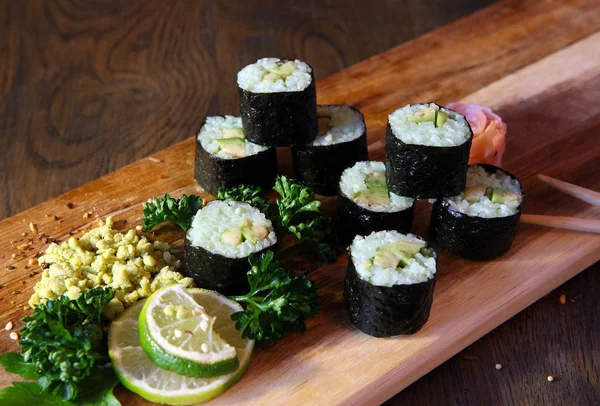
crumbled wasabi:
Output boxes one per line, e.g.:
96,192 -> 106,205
29,217 -> 194,319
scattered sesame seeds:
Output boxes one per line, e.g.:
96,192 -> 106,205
174,329 -> 183,339
200,320 -> 209,332
9,332 -> 19,340
29,222 -> 38,234
5,322 -> 13,331
135,225 -> 143,231
201,343 -> 209,353
11,253 -> 17,259
28,258 -> 35,266
495,364 -> 502,370
547,375 -> 555,382
83,212 -> 92,219
149,157 -> 161,163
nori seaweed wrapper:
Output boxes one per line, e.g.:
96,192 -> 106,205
292,113 -> 368,195
336,190 -> 414,245
429,164 -> 524,261
194,137 -> 277,196
238,66 -> 317,147
385,104 -> 473,198
344,254 -> 436,337
183,238 -> 274,295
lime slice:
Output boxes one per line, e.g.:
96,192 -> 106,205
109,289 -> 254,405
139,285 -> 238,377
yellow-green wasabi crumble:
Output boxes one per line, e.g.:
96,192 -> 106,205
29,217 -> 194,319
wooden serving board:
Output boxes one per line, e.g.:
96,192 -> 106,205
1,0 -> 600,404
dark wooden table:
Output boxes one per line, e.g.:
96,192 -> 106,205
0,1 -> 598,404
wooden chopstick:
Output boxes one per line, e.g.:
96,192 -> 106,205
538,174 -> 600,207
521,214 -> 600,234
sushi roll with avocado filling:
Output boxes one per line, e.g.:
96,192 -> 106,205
292,105 -> 368,195
184,200 -> 277,295
337,161 -> 415,244
386,103 -> 473,198
345,231 -> 437,337
429,164 -> 524,260
238,58 -> 317,146
194,116 -> 277,195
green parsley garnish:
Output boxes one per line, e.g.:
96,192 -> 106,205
142,193 -> 203,232
229,251 -> 319,345
216,184 -> 271,214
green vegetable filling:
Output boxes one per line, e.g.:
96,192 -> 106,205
262,60 -> 297,82
353,170 -> 390,205
407,106 -> 449,128
371,240 -> 431,269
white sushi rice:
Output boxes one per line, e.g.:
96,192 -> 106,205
237,58 -> 312,93
187,200 -> 277,258
446,165 -> 522,218
197,116 -> 268,159
310,105 -> 365,146
340,161 -> 415,212
350,231 -> 436,287
388,103 -> 471,147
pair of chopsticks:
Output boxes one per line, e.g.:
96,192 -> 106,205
521,174 -> 600,234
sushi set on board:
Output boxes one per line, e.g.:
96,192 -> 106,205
1,1 -> 599,405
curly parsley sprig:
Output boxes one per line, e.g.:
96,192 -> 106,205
216,184 -> 271,214
142,193 -> 203,232
17,287 -> 116,401
229,251 -> 319,344
273,176 -> 338,262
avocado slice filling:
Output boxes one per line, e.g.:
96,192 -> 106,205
464,185 -> 521,204
221,222 -> 269,246
217,137 -> 246,158
353,171 -> 390,206
221,127 -> 244,139
490,187 -> 522,204
372,240 -> 430,269
407,106 -> 449,128
262,60 -> 297,82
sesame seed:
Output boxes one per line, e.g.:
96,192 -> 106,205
28,258 -> 35,266
9,332 -> 19,340
495,364 -> 502,370
174,329 -> 183,338
200,320 -> 209,332
547,375 -> 555,382
5,322 -> 13,331
29,222 -> 38,234
201,343 -> 208,353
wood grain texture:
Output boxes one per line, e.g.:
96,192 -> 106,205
0,0 -> 599,405
0,0 -> 491,221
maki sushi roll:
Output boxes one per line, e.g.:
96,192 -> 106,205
292,105 -> 368,195
345,231 -> 437,337
385,103 -> 473,198
194,116 -> 277,195
184,200 -> 277,295
237,58 -> 317,146
337,161 -> 415,244
429,164 -> 524,260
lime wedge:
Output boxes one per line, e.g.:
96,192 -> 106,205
139,285 -> 238,377
109,289 -> 254,405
